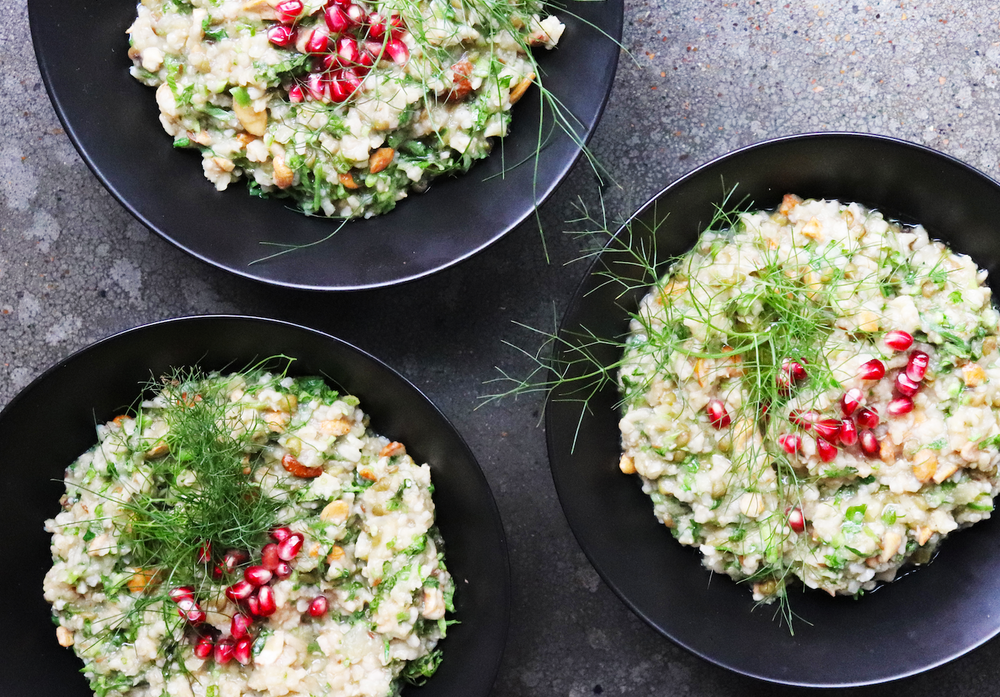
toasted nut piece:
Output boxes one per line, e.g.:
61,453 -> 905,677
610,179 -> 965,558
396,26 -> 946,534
880,438 -> 897,463
339,172 -> 359,189
56,626 -> 74,647
272,155 -> 294,189
128,46 -> 142,60
263,409 -> 290,433
753,579 -> 778,597
855,310 -> 880,333
739,492 -> 765,518
232,100 -> 267,137
327,545 -> 345,562
421,587 -> 446,619
662,515 -> 675,528
933,460 -> 961,484
618,454 -> 635,475
879,531 -> 902,563
801,216 -> 823,241
236,132 -> 257,146
146,440 -> 169,459
155,83 -> 178,118
656,279 -> 687,303
242,0 -> 278,18
282,452 -> 323,478
509,73 -> 535,104
912,449 -> 938,483
963,363 -> 987,387
191,130 -> 212,146
379,441 -> 405,458
321,500 -> 350,523
779,193 -> 802,215
320,418 -> 352,437
359,468 -> 377,481
212,156 -> 235,173
916,526 -> 934,546
368,147 -> 395,174
127,568 -> 160,594
983,337 -> 997,356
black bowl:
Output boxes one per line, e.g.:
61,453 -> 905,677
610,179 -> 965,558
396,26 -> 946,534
28,0 -> 622,290
546,133 -> 1000,686
0,316 -> 509,696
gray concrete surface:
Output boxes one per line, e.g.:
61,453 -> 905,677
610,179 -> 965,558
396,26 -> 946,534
5,0 -> 1000,694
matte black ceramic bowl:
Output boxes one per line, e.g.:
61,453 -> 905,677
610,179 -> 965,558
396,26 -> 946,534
28,0 -> 622,290
546,133 -> 1000,686
0,316 -> 508,696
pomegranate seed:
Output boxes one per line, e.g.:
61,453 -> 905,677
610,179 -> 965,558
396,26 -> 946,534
884,330 -> 914,351
813,419 -> 841,441
859,359 -> 886,380
364,40 -> 384,60
387,14 -> 404,38
816,437 -> 838,463
245,565 -> 273,586
356,48 -> 374,69
308,595 -> 329,617
840,388 -> 863,417
906,351 -> 929,382
214,638 -> 235,664
855,406 -> 879,430
177,599 -> 206,624
895,372 -> 920,397
859,430 -> 879,456
245,594 -> 261,617
346,3 -> 366,24
231,612 -> 252,639
226,580 -> 254,602
339,68 -> 363,91
234,637 -> 253,666
277,533 -> 304,561
705,400 -> 731,429
326,77 -> 349,102
257,585 -> 277,617
839,418 -> 858,446
306,73 -> 326,100
212,563 -> 224,580
194,635 -> 214,659
274,561 -> 292,579
325,5 -> 351,33
270,527 -> 293,543
275,0 -> 303,23
887,396 -> 914,416
786,359 -> 807,382
336,35 -> 361,64
778,433 -> 802,454
368,12 -> 387,39
261,543 -> 281,571
788,409 -> 819,429
385,38 -> 409,64
223,549 -> 249,574
787,507 -> 805,534
197,541 -> 212,564
288,84 -> 305,103
305,27 -> 329,53
168,586 -> 194,603
267,24 -> 295,47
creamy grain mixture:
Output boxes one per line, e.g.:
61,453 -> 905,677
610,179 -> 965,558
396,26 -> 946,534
618,196 -> 1000,602
45,370 -> 453,697
126,0 -> 563,217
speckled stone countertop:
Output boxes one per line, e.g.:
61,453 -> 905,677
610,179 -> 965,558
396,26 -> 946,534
5,1 -> 1000,695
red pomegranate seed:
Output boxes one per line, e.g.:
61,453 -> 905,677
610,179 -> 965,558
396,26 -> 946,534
339,68 -> 363,91
859,359 -> 885,380
855,406 -> 879,430
328,78 -> 351,102
197,541 -> 212,564
895,372 -> 920,397
211,563 -> 224,580
705,400 -> 731,429
816,437 -> 838,462
277,533 -> 304,561
325,5 -> 351,33
308,595 -> 329,617
305,27 -> 330,53
368,12 -> 387,39
231,612 -> 252,639
385,38 -> 409,64
274,561 -> 292,579
813,419 -> 841,441
178,599 -> 206,624
859,430 -> 879,456
214,638 -> 235,664
840,388 -> 863,417
234,637 -> 253,666
245,565 -> 273,586
788,409 -> 818,429
275,0 -> 303,23
839,418 -> 858,446
226,580 -> 254,602
346,3 -> 366,24
245,594 -> 261,617
778,433 -> 802,454
336,35 -> 361,64
887,396 -> 914,416
906,351 -> 929,382
288,85 -> 305,103
787,507 -> 805,534
356,48 -> 374,69
884,330 -> 914,351
194,635 -> 214,659
787,359 -> 807,382
267,24 -> 295,47
261,543 -> 281,571
388,13 -> 404,37
257,586 -> 277,617
223,549 -> 249,574
364,40 -> 384,60
306,73 -> 325,100
169,586 -> 194,603
270,527 -> 293,543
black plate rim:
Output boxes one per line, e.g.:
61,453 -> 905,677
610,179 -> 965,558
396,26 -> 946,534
1,314 -> 510,695
546,131 -> 1000,688
27,2 -> 623,292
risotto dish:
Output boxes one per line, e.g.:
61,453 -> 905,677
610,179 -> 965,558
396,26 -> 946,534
44,369 -> 454,697
126,0 -> 563,217
618,196 -> 1000,603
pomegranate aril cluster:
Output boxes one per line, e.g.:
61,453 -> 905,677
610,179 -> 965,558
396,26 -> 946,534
267,0 -> 409,104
